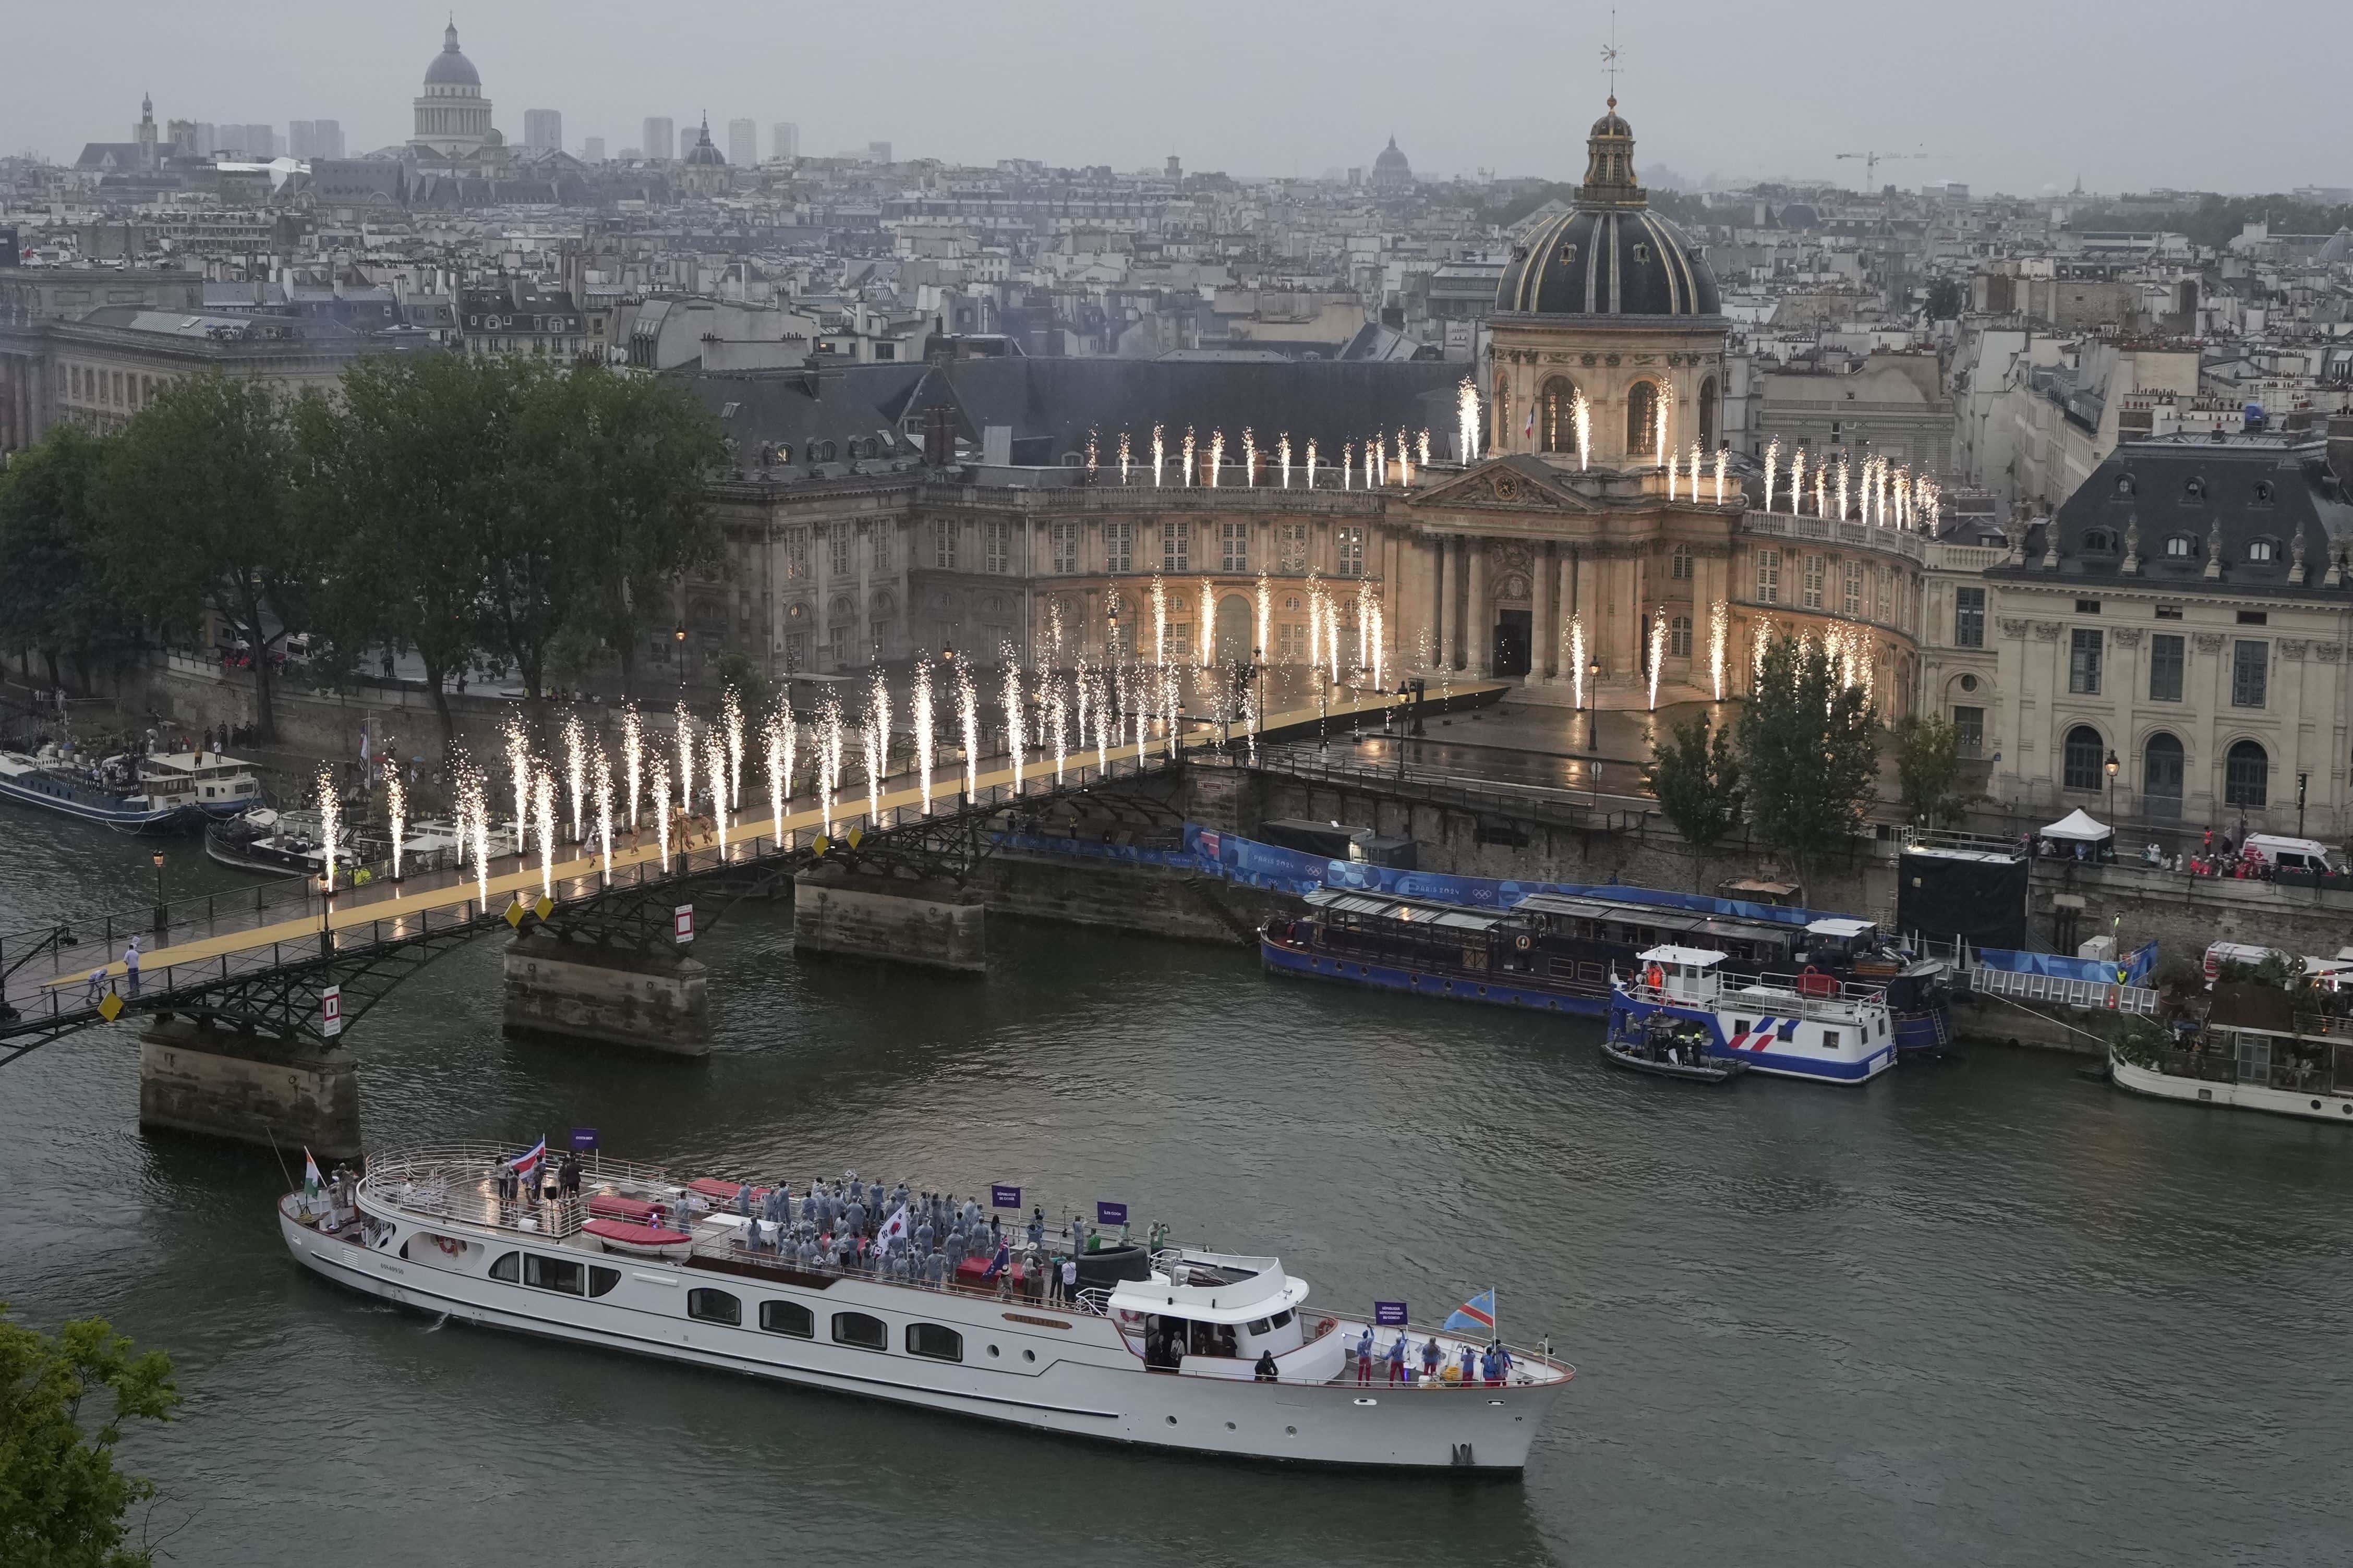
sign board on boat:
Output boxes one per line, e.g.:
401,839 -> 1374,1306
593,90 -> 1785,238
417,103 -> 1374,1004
320,986 -> 342,1037
673,905 -> 694,944
570,1127 -> 599,1151
1374,1300 -> 1408,1327
992,1184 -> 1021,1209
1095,1200 -> 1127,1226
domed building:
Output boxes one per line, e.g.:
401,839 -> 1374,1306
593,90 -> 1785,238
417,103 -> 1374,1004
679,115 -> 729,196
1369,136 -> 1414,196
412,21 -> 492,160
1490,99 -> 1727,464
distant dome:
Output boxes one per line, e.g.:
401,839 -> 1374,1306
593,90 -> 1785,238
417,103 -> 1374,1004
1777,202 -> 1820,230
1370,135 -> 1413,193
425,22 -> 481,87
682,118 -> 727,166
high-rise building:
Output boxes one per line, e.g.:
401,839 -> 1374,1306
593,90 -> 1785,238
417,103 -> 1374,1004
771,121 -> 799,160
221,124 -> 274,159
583,136 -> 605,163
727,117 -> 756,167
642,116 -> 674,162
191,123 -> 216,156
287,120 -> 344,160
867,140 -> 892,164
523,109 -> 562,153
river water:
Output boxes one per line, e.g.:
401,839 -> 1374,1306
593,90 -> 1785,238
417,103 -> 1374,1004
3,810 -> 2347,1566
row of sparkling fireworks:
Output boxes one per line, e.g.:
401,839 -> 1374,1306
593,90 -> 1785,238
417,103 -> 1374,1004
1090,423 -> 1440,491
1758,437 -> 1944,530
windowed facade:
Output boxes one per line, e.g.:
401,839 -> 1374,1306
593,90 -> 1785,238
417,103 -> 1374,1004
1842,561 -> 1863,616
931,519 -> 957,570
828,529 -> 852,578
687,1289 -> 741,1326
1277,521 -> 1308,571
1755,549 -> 1779,603
870,527 -> 891,574
2062,725 -> 2105,792
832,1311 -> 887,1351
1802,554 -> 1824,610
1954,586 -> 1984,648
1670,544 -> 1692,580
1221,520 -> 1250,573
1625,380 -> 1659,454
1051,520 -> 1079,575
1105,520 -> 1133,574
1668,615 -> 1692,658
2149,633 -> 2185,701
1952,705 -> 1984,756
2068,628 -> 2102,695
983,520 -> 1013,575
1335,526 -> 1365,578
1538,376 -> 1578,453
2231,640 -> 2268,707
2226,739 -> 2269,807
782,527 -> 810,581
1162,519 -> 1189,572
759,1300 -> 814,1338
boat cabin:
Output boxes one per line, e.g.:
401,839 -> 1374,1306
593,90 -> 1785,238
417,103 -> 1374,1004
142,750 -> 260,811
1109,1250 -> 1313,1378
1634,945 -> 1727,1004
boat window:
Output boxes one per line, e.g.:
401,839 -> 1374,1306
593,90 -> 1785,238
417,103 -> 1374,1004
1823,1030 -> 1840,1050
759,1300 -> 814,1338
489,1251 -> 520,1283
524,1254 -> 586,1295
1270,1309 -> 1293,1329
1733,1019 -> 1750,1036
588,1266 -> 620,1298
1247,1318 -> 1272,1335
833,1311 -> 888,1351
907,1323 -> 963,1362
687,1287 -> 742,1326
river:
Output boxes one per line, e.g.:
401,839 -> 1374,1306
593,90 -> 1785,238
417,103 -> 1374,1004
2,808 -> 2347,1566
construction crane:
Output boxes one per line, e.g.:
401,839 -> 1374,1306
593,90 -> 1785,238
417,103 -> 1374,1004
1836,150 -> 1929,189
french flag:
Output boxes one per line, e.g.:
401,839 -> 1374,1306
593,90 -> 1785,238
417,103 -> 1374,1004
506,1137 -> 547,1177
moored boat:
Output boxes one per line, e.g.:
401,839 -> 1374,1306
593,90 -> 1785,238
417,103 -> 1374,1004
1600,1010 -> 1748,1084
280,1144 -> 1572,1471
0,746 -> 208,834
2108,981 -> 2353,1125
1606,945 -> 1898,1086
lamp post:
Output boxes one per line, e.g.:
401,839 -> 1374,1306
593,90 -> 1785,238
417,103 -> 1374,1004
151,851 -> 166,936
317,870 -> 333,960
2105,749 -> 2119,838
673,622 -> 688,700
1586,657 -> 1601,752
2298,770 -> 2309,836
1251,645 -> 1265,756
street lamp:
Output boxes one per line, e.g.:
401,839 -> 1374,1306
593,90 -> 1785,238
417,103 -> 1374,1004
1586,657 -> 1601,751
1251,646 -> 1265,759
317,869 -> 333,960
151,851 -> 166,935
674,622 -> 688,700
2298,770 -> 2310,836
2105,749 -> 2119,836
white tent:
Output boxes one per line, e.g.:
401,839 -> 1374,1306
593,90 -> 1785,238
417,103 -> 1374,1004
2040,808 -> 2113,842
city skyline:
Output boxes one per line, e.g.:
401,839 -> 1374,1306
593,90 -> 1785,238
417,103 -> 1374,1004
7,0 -> 2351,195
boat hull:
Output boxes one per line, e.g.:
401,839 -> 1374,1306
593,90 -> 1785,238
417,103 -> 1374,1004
2108,1052 -> 2353,1124
1606,991 -> 1895,1086
280,1200 -> 1558,1471
1261,933 -> 1606,1017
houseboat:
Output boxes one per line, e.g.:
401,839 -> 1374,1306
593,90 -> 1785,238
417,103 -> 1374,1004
2109,982 -> 2353,1124
1263,886 -> 1952,1051
1605,946 -> 1899,1086
0,746 -> 215,833
282,1144 -> 1572,1472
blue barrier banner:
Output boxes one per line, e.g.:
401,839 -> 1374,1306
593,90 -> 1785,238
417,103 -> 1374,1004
1977,940 -> 2161,987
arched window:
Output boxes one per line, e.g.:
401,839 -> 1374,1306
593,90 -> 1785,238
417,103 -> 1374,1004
2062,726 -> 2105,792
1625,380 -> 1660,455
2143,732 -> 2184,815
2247,538 -> 2277,563
1698,376 -> 1718,451
2164,534 -> 2195,558
2084,529 -> 2111,552
1538,376 -> 1577,454
2225,739 -> 2268,807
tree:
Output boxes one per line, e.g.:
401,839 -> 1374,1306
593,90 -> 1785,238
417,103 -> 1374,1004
1892,712 -> 1965,826
301,354 -> 500,748
0,1304 -> 182,1568
1734,634 -> 1879,889
94,375 -> 318,742
1924,276 -> 1964,319
0,425 -> 138,692
472,358 -> 581,703
1642,711 -> 1743,875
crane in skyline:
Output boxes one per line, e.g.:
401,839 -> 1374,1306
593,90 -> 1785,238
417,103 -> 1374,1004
1835,149 -> 1929,189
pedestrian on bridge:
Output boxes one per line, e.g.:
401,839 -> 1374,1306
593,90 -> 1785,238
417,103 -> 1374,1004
122,936 -> 140,997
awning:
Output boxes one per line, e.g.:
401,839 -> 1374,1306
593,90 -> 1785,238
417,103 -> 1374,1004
2040,809 -> 2113,843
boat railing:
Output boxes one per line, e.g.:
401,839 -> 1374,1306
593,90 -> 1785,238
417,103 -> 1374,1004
1624,976 -> 1884,1023
360,1144 -> 689,1239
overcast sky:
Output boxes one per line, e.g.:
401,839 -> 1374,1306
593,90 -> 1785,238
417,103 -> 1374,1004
12,0 -> 2345,197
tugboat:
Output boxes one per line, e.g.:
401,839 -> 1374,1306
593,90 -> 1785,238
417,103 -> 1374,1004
281,1144 -> 1574,1471
1604,945 -> 1898,1086
1600,1009 -> 1748,1084
0,744 -> 209,833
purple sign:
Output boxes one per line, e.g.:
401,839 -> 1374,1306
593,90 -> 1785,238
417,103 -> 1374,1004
1374,1300 -> 1408,1327
991,1184 -> 1021,1209
1095,1200 -> 1128,1226
568,1127 -> 599,1151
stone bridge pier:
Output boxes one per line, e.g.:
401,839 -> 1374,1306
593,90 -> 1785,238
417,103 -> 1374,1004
501,934 -> 713,1054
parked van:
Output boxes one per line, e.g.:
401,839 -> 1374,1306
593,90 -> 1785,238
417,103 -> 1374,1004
2242,834 -> 2344,874
2205,941 -> 2286,982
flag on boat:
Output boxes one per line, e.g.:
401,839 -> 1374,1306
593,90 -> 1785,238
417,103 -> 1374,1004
876,1203 -> 910,1248
302,1147 -> 322,1200
983,1241 -> 1010,1279
505,1137 -> 547,1177
1443,1289 -> 1497,1335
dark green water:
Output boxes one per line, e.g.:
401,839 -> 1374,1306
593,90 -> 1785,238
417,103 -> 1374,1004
3,810 -> 2348,1566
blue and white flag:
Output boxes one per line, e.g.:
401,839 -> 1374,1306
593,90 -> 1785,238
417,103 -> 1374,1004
1444,1289 -> 1497,1335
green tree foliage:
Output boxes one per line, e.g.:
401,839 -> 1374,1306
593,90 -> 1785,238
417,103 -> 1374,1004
1892,712 -> 1965,826
1924,277 -> 1965,319
93,375 -> 316,742
1642,711 -> 1743,872
1734,634 -> 1879,885
0,1304 -> 182,1568
0,425 -> 139,692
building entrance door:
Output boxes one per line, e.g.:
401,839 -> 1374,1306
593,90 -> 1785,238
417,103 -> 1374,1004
2143,733 -> 2183,821
1494,610 -> 1532,678
1215,594 -> 1252,664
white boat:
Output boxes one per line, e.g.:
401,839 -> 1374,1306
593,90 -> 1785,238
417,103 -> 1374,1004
2109,983 -> 2353,1125
1605,945 -> 1899,1086
280,1145 -> 1572,1472
0,746 -> 207,833
137,749 -> 263,819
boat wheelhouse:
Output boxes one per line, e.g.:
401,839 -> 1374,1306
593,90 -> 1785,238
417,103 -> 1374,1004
2109,982 -> 2353,1125
137,750 -> 262,819
1606,946 -> 1899,1086
1264,887 -> 1951,1051
280,1145 -> 1572,1472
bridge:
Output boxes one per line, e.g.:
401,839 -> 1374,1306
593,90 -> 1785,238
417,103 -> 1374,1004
0,683 -> 1480,1067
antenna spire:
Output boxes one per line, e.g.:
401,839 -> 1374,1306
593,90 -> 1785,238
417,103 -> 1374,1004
1601,9 -> 1621,106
